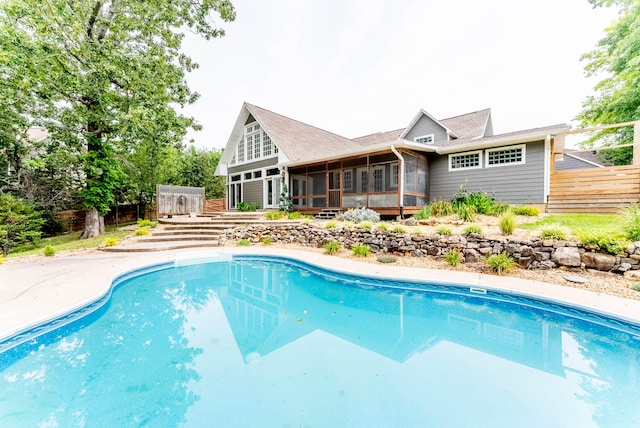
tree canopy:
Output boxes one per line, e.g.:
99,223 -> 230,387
578,0 -> 640,164
0,0 -> 234,237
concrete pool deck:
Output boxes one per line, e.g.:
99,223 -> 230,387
2,247 -> 640,342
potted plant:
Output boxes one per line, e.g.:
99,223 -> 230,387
167,209 -> 173,219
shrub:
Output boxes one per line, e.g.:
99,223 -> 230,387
352,243 -> 370,257
44,245 -> 55,257
462,224 -> 483,236
278,184 -> 293,212
431,200 -> 454,217
325,220 -> 337,229
237,239 -> 251,246
342,208 -> 380,223
633,283 -> 640,292
622,203 -> 640,241
512,205 -> 540,216
485,252 -> 516,275
376,223 -> 388,231
456,204 -> 477,222
359,221 -> 373,230
435,225 -> 453,236
444,249 -> 462,266
492,203 -> 511,215
323,241 -> 341,255
237,202 -> 259,212
0,193 -> 45,255
498,211 -> 516,235
287,211 -> 302,220
103,237 -> 118,247
265,211 -> 286,220
451,185 -> 496,215
392,225 -> 406,233
301,219 -> 311,225
377,254 -> 397,263
539,224 -> 569,240
0,255 -> 4,264
134,228 -> 150,236
261,237 -> 272,245
413,205 -> 432,220
579,232 -> 627,256
137,219 -> 156,228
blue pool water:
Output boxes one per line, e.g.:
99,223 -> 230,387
1,255 -> 640,427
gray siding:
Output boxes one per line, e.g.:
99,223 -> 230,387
228,156 -> 278,175
404,115 -> 448,143
242,181 -> 263,207
554,154 -> 600,171
429,141 -> 546,204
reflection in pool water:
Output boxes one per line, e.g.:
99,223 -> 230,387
1,256 -> 639,427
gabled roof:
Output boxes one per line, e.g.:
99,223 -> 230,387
440,108 -> 492,139
399,109 -> 457,140
352,128 -> 404,145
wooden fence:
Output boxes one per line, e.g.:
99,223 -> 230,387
56,204 -> 156,232
156,184 -> 204,215
548,165 -> 640,214
204,198 -> 226,212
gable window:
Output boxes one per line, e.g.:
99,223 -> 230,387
237,140 -> 244,162
449,150 -> 482,171
414,134 -> 434,144
486,144 -> 525,167
246,134 -> 254,160
263,133 -> 272,156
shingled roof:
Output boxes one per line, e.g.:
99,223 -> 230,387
440,108 -> 492,139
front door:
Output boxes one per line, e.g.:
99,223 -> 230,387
328,171 -> 341,208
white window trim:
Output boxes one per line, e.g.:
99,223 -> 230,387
448,150 -> 483,172
485,144 -> 526,168
414,134 -> 434,144
233,123 -> 278,166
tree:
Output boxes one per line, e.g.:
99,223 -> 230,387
578,0 -> 639,165
0,0 -> 235,237
0,192 -> 45,255
170,146 -> 226,198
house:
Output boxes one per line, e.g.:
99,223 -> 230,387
215,102 -> 570,215
553,149 -> 610,171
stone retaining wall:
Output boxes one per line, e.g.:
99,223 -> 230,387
226,224 -> 640,275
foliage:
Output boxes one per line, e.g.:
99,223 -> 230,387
342,208 -> 381,223
301,219 -> 311,225
0,255 -> 3,264
325,220 -> 337,229
512,205 -> 540,216
351,243 -> 371,257
376,223 -> 388,230
578,231 -> 628,255
456,204 -> 477,222
632,283 -> 640,292
462,224 -> 483,236
377,254 -> 397,263
392,225 -> 406,233
577,0 -> 640,165
0,0 -> 235,237
492,203 -> 511,215
521,214 -> 621,236
43,245 -> 55,257
261,237 -> 272,245
237,239 -> 251,247
134,228 -> 150,236
621,203 -> 640,241
323,241 -> 341,255
265,211 -> 286,220
0,193 -> 45,255
451,185 -> 496,215
237,202 -> 259,212
430,200 -> 454,217
279,184 -> 293,212
103,237 -> 119,247
539,224 -> 570,240
444,249 -> 463,266
288,211 -> 302,220
435,225 -> 453,236
412,205 -> 432,220
484,252 -> 516,275
498,211 -> 517,235
170,147 -> 226,199
359,221 -> 373,230
137,219 -> 156,228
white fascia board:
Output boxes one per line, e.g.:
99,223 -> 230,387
214,163 -> 227,176
219,104 -> 251,164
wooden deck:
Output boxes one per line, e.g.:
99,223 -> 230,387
548,165 -> 640,214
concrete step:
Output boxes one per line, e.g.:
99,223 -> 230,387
152,230 -> 222,236
102,240 -> 220,252
139,235 -> 220,242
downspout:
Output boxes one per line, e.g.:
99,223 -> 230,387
390,144 -> 405,219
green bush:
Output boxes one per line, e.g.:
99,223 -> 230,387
352,243 -> 371,257
431,200 -> 454,217
539,224 -> 570,240
376,223 -> 388,231
462,224 -> 483,236
359,221 -> 373,230
325,220 -> 337,229
0,255 -> 4,264
579,231 -> 627,255
492,203 -> 511,215
237,202 -> 259,212
301,219 -> 311,225
451,185 -> 496,215
0,193 -> 45,255
377,254 -> 397,263
287,211 -> 302,220
265,211 -> 286,220
392,225 -> 406,233
498,211 -> 516,235
512,205 -> 540,216
622,203 -> 640,241
343,208 -> 380,223
103,237 -> 119,247
261,236 -> 272,245
413,205 -> 432,220
485,252 -> 516,275
456,204 -> 477,222
137,219 -> 156,228
323,240 -> 341,255
444,249 -> 462,266
632,283 -> 640,292
237,239 -> 251,246
43,245 -> 55,257
435,225 -> 453,236
134,228 -> 150,236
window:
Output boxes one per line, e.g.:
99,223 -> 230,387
231,174 -> 241,182
253,171 -> 262,179
449,150 -> 482,171
372,167 -> 384,192
253,132 -> 261,159
343,170 -> 353,191
244,172 -> 252,180
391,164 -> 399,188
237,140 -> 244,162
263,133 -> 272,156
486,144 -> 525,167
359,169 -> 368,193
414,134 -> 434,144
246,134 -> 254,160
266,168 -> 280,176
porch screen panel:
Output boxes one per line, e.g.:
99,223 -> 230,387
309,172 -> 326,208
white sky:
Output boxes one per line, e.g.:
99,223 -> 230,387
181,0 -> 619,150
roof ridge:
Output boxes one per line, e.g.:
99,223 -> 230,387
440,108 -> 491,121
352,127 -> 405,140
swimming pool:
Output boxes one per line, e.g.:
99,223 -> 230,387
1,254 -> 640,427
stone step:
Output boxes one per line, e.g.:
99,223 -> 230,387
102,240 -> 220,252
139,235 -> 220,242
151,230 -> 222,236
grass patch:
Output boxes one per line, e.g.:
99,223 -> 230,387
261,237 -> 272,245
351,243 -> 371,257
237,239 -> 251,246
325,220 -> 337,229
413,205 -> 432,220
43,245 -> 55,257
485,252 -> 516,275
512,205 -> 540,216
134,228 -> 150,236
392,225 -> 406,233
522,214 -> 621,237
462,224 -> 483,236
578,231 -> 628,255
435,225 -> 453,236
377,254 -> 397,263
323,241 -> 341,255
376,223 -> 388,231
103,237 -> 119,247
539,224 -> 570,240
498,211 -> 516,235
444,249 -> 462,266
359,221 -> 373,230
265,211 -> 286,220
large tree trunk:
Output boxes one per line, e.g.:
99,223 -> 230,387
80,207 -> 104,239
